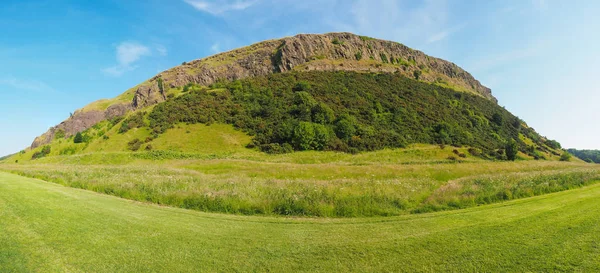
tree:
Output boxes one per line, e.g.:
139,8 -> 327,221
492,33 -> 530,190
413,70 -> 422,80
505,139 -> 518,161
560,152 -> 572,162
292,122 -> 316,150
334,116 -> 356,140
491,113 -> 503,126
73,132 -> 84,144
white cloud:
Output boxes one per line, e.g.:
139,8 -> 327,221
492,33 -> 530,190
156,45 -> 168,56
331,0 -> 452,47
0,76 -> 55,93
427,23 -> 467,44
210,43 -> 221,54
184,0 -> 258,15
103,42 -> 151,77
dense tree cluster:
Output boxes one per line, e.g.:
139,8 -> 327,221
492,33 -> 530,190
568,149 -> 600,163
148,71 -> 556,156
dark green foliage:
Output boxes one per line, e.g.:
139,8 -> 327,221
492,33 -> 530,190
157,78 -> 165,95
546,139 -> 562,149
109,116 -> 124,128
380,53 -> 388,63
355,51 -> 362,60
413,70 -> 422,80
32,146 -> 51,159
560,152 -> 572,162
331,38 -> 343,45
505,139 -> 518,161
127,139 -> 143,151
147,71 -> 547,156
568,149 -> 600,163
491,113 -> 503,127
73,132 -> 84,144
119,111 -> 146,133
292,81 -> 311,92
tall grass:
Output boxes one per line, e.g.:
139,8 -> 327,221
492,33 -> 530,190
2,160 -> 599,217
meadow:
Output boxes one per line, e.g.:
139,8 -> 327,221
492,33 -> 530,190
2,171 -> 600,272
2,145 -> 598,217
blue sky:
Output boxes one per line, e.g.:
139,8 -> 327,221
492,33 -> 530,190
1,0 -> 599,156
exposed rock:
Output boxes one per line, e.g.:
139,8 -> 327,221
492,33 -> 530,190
31,103 -> 132,149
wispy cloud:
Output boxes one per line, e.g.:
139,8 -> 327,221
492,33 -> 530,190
427,23 -> 467,44
210,43 -> 221,54
103,42 -> 151,77
330,0 -> 451,47
155,45 -> 168,56
0,76 -> 55,93
467,45 -> 541,73
184,0 -> 258,15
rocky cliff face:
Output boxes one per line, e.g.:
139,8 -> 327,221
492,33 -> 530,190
31,103 -> 131,148
31,32 -> 493,149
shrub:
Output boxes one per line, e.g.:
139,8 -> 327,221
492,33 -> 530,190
380,53 -> 388,63
413,70 -> 422,80
32,146 -> 51,160
355,51 -> 362,60
127,139 -> 143,151
505,139 -> 518,161
468,148 -> 481,156
119,112 -> 146,134
331,38 -> 343,45
560,152 -> 572,162
73,132 -> 84,143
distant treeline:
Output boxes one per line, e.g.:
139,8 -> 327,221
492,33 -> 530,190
567,149 -> 600,163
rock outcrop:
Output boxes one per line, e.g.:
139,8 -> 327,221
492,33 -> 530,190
31,32 -> 494,149
31,103 -> 131,148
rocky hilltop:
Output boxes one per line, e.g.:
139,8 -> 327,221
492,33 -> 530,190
31,32 -> 493,148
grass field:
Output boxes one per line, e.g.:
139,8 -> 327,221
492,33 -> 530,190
1,152 -> 599,217
2,171 -> 600,272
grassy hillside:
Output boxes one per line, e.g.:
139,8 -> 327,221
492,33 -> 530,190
2,171 -> 600,272
14,71 -> 565,163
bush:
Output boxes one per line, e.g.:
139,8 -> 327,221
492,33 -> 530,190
560,152 -> 572,162
119,112 -> 146,134
127,139 -> 143,151
413,70 -> 422,80
73,132 -> 84,143
355,51 -> 362,60
32,146 -> 51,160
505,139 -> 518,161
468,148 -> 481,156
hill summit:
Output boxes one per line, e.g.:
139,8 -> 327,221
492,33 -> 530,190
32,32 -> 493,148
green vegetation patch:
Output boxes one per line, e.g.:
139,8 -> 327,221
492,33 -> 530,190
147,71 -> 556,157
2,171 -> 600,271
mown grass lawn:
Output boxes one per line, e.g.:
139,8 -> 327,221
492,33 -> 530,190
1,171 -> 600,272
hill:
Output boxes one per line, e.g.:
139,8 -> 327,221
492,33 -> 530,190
30,32 -> 495,149
1,32 -> 582,218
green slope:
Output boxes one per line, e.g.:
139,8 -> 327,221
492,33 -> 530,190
1,171 -> 600,272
